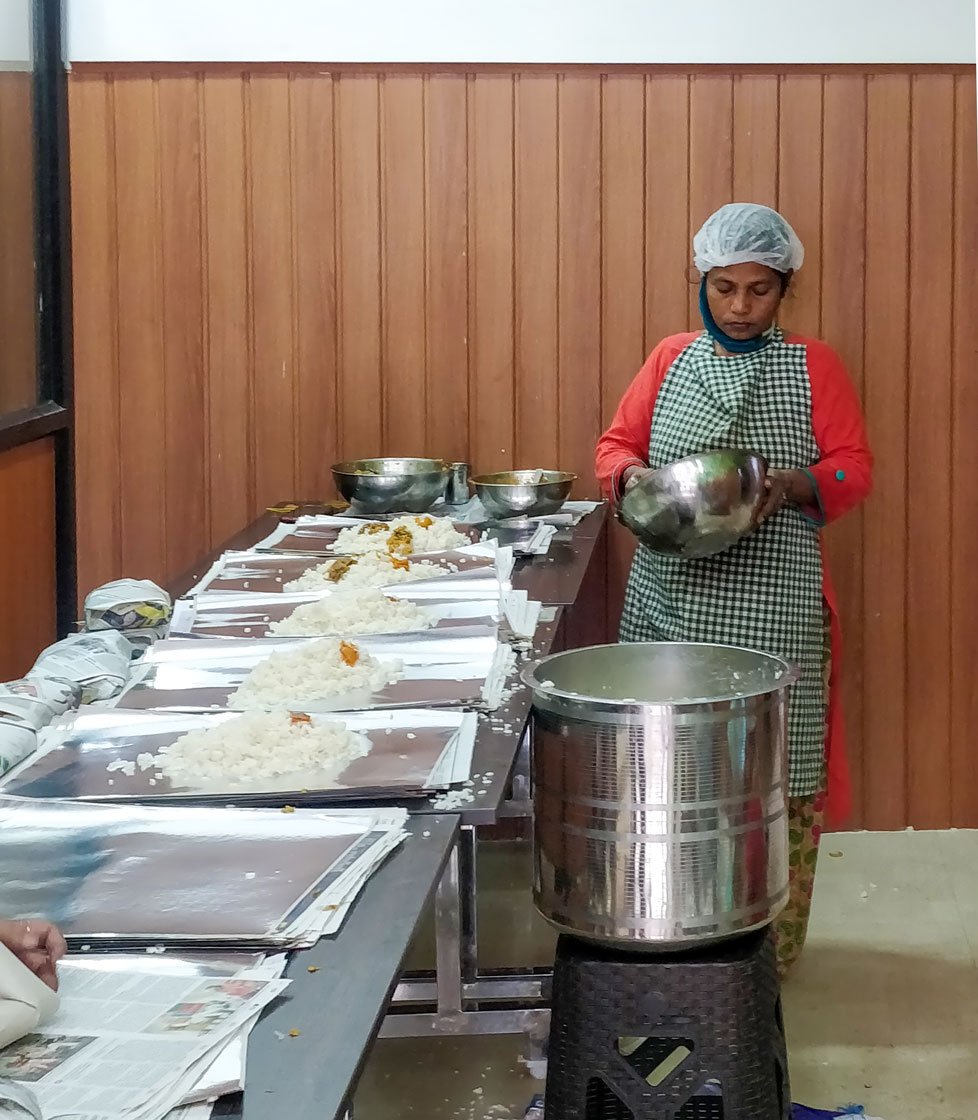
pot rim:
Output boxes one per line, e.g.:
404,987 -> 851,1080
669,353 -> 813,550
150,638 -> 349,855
521,641 -> 802,709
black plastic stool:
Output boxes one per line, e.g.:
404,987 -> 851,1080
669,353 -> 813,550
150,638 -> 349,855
545,927 -> 789,1120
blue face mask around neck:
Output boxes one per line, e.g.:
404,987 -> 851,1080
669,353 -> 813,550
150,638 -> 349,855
699,276 -> 777,354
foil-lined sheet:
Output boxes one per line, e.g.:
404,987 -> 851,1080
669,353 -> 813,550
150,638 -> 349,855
287,511 -> 563,556
61,952 -> 269,977
255,515 -> 482,555
0,795 -> 404,946
111,628 -> 515,713
186,544 -> 513,597
2,708 -> 477,805
169,590 -> 501,640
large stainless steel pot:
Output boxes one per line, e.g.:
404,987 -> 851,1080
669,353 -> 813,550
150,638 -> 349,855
522,642 -> 797,950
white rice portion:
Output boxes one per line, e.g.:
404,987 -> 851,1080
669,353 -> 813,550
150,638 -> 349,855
284,551 -> 449,592
269,588 -> 432,637
149,711 -> 369,789
227,638 -> 404,709
330,516 -> 468,556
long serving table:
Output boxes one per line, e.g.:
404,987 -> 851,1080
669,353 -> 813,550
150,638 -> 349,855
166,504 -> 609,1116
215,816 -> 458,1120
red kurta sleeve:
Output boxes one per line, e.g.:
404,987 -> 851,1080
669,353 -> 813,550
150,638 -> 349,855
794,338 -> 874,524
595,334 -> 697,500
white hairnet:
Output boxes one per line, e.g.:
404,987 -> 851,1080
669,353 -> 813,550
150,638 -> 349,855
693,203 -> 804,275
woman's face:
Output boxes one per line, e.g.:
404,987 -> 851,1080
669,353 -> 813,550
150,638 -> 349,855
705,262 -> 785,341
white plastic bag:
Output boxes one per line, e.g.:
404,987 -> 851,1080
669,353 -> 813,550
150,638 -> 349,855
84,578 -> 172,631
0,678 -> 78,725
0,721 -> 37,777
30,631 -> 133,703
0,679 -> 79,776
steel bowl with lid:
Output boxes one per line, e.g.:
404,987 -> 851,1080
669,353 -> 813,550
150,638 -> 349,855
617,448 -> 766,559
331,458 -> 450,514
470,469 -> 576,520
523,641 -> 798,949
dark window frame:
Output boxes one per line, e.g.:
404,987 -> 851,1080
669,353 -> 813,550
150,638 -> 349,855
0,0 -> 76,627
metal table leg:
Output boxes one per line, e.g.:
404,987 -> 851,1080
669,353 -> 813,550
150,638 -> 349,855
435,839 -> 464,1016
459,824 -> 479,984
383,822 -> 553,1041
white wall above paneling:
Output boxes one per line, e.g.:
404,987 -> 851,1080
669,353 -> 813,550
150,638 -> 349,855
67,0 -> 977,65
0,2 -> 32,69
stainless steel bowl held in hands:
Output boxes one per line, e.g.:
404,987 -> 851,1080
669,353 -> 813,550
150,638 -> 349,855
331,458 -> 451,514
523,641 -> 798,949
470,470 -> 576,520
617,448 -> 767,559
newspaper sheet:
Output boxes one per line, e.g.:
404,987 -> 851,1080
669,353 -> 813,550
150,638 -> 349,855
0,967 -> 288,1120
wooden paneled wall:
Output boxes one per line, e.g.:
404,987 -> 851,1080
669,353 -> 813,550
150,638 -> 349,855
0,72 -> 38,415
68,66 -> 978,829
0,440 -> 57,680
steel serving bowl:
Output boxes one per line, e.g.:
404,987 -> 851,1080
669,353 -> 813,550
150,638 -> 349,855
617,448 -> 766,559
331,457 -> 450,514
470,469 -> 576,520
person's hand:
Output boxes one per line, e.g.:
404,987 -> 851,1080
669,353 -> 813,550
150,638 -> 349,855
622,465 -> 653,493
0,919 -> 67,991
753,468 -> 816,526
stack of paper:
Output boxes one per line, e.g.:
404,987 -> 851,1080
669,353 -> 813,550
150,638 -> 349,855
0,796 -> 408,951
0,960 -> 289,1120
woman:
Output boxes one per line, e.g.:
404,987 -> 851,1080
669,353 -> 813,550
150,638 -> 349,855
595,203 -> 872,974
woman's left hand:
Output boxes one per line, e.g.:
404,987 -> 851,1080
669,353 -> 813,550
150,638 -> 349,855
754,468 -> 816,526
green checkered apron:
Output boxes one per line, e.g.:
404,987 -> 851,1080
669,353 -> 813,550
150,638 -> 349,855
619,329 -> 826,796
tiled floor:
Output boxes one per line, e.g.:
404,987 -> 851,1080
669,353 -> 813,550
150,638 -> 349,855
354,830 -> 978,1120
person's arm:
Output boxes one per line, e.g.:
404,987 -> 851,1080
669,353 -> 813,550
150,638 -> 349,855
595,340 -> 679,502
800,341 -> 874,525
753,341 -> 872,525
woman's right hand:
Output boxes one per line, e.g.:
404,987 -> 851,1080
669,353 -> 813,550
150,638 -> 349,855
622,465 -> 653,493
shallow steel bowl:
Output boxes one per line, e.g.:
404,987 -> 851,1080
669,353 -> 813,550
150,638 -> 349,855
331,457 -> 450,514
617,449 -> 767,559
471,470 -> 576,520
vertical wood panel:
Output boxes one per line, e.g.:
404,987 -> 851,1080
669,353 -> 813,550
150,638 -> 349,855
950,75 -> 978,827
820,74 -> 868,823
514,75 -> 559,469
601,76 -> 645,626
335,75 -> 382,459
778,75 -> 823,337
248,76 -> 296,510
688,76 -> 734,326
0,74 -> 37,415
424,77 -> 470,465
381,76 -> 428,454
645,76 -> 690,351
292,74 -> 339,500
906,74 -> 955,829
201,75 -> 252,545
861,74 -> 911,830
468,75 -> 515,475
557,76 -> 603,496
113,76 -> 166,577
69,75 -> 122,594
158,76 -> 207,577
0,441 -> 56,681
732,75 -> 779,207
